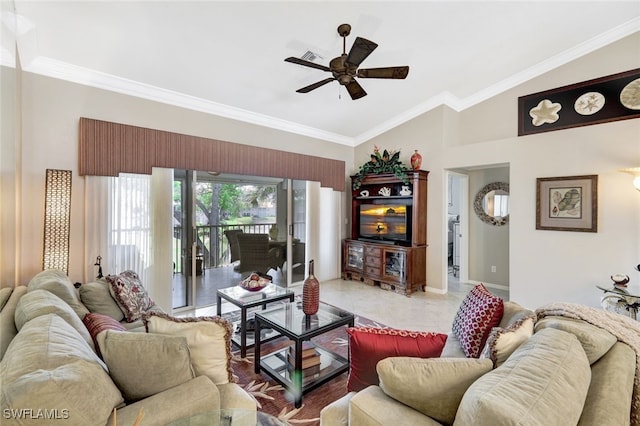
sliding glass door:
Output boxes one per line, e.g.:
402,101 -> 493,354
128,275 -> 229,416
172,171 -> 307,311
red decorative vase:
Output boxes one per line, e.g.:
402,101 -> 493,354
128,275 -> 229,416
302,260 -> 320,315
410,150 -> 422,170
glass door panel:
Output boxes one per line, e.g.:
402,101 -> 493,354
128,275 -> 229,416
172,169 -> 196,310
288,179 -> 307,285
346,243 -> 364,271
383,249 -> 406,282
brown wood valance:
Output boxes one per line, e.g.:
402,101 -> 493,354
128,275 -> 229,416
78,117 -> 346,191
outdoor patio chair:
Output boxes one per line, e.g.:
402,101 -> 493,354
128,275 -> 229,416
224,229 -> 244,266
236,233 -> 283,274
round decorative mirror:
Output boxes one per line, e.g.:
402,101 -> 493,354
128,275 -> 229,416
474,182 -> 510,226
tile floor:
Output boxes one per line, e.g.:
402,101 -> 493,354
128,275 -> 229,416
195,273 -> 509,334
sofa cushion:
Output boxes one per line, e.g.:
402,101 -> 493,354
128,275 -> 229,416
453,328 -> 591,426
0,286 -> 26,360
440,332 -> 467,358
345,327 -> 447,392
100,330 -> 194,402
0,314 -> 122,426
15,289 -> 95,351
143,312 -> 235,385
82,312 -> 127,357
480,316 -> 535,367
106,270 -> 154,323
497,300 -> 535,328
451,284 -> 504,358
79,279 -> 124,321
535,316 -> 617,364
378,356 -> 493,425
27,269 -> 89,319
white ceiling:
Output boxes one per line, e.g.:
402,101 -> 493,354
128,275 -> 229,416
6,1 -> 640,146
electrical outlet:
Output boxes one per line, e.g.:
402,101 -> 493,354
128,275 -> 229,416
491,265 -> 496,273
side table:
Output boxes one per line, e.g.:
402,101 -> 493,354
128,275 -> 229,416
217,284 -> 295,357
254,301 -> 354,408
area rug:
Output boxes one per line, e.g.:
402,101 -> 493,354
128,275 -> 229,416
230,313 -> 386,425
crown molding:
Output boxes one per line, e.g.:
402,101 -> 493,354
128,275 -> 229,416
19,17 -> 639,148
356,17 -> 640,145
22,56 -> 356,147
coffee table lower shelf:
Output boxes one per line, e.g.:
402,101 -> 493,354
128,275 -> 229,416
259,346 -> 349,402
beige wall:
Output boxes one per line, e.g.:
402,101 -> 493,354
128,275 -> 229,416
355,33 -> 640,308
3,32 -> 638,310
10,73 -> 353,285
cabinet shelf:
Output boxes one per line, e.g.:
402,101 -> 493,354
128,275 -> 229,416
355,196 -> 412,200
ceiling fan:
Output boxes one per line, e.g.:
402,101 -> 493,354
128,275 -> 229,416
285,24 -> 409,100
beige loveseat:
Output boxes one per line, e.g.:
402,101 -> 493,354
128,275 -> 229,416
0,270 -> 256,426
321,298 -> 639,426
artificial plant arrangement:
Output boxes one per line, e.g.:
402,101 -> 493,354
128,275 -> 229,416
352,146 -> 411,190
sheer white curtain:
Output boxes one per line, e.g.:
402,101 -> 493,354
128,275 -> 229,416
84,173 -> 152,285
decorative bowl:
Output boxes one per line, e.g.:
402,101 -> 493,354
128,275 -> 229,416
611,273 -> 630,286
240,273 -> 271,291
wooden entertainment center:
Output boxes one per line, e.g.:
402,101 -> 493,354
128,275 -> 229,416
342,170 -> 428,295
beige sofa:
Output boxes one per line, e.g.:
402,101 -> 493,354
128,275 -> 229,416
321,300 -> 639,426
0,270 -> 256,426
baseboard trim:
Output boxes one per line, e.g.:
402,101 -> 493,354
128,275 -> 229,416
467,280 -> 509,292
425,286 -> 447,295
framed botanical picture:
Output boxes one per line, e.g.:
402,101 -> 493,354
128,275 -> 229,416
536,175 -> 598,232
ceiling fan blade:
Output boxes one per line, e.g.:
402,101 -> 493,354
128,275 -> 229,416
357,66 -> 409,79
345,37 -> 378,67
296,78 -> 336,93
284,57 -> 331,72
345,80 -> 367,100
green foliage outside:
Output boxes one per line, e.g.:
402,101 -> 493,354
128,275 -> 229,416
173,180 -> 276,226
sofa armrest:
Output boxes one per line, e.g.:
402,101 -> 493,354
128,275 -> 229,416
350,386 -> 443,426
0,286 -> 27,360
217,383 -> 258,411
108,376 -> 220,426
578,342 -> 636,426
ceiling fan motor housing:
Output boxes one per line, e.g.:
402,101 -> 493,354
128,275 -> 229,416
330,55 -> 357,85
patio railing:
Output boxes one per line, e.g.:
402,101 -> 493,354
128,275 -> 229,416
173,223 -> 275,273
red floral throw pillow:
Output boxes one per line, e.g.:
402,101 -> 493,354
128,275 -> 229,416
82,312 -> 126,357
346,327 -> 448,392
106,270 -> 154,322
451,283 -> 504,358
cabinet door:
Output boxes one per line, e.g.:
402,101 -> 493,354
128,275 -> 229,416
382,249 -> 407,283
346,242 -> 364,272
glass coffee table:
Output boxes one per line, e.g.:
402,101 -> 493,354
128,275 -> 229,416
217,284 -> 295,357
254,301 -> 354,408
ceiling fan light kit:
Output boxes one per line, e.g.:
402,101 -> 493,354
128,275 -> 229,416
285,23 -> 409,100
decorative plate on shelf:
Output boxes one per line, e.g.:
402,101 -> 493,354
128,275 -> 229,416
239,273 -> 271,291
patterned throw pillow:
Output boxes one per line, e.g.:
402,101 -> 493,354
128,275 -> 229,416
451,283 -> 504,358
480,316 -> 535,367
82,312 -> 127,358
106,270 -> 154,322
346,326 -> 448,392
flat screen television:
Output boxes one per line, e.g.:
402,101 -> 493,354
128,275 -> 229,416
358,203 -> 411,245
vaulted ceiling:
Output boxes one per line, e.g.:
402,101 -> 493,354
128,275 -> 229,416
6,1 -> 640,146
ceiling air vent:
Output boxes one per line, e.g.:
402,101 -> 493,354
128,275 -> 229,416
301,50 -> 323,62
